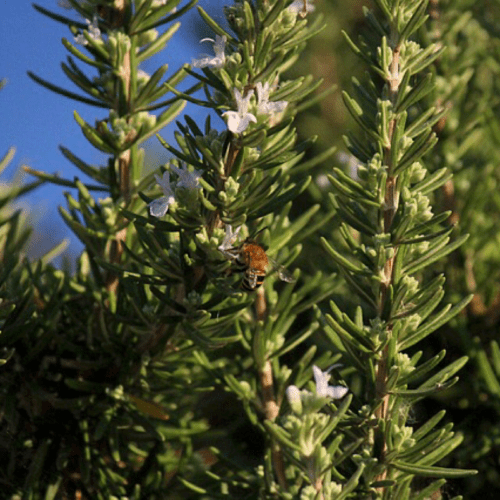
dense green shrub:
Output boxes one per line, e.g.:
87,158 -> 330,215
2,1 -> 500,498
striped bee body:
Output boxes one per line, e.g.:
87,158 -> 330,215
219,227 -> 295,291
237,241 -> 269,291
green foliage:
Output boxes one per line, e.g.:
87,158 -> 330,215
2,0 -> 500,498
302,0 -> 479,495
416,1 -> 500,497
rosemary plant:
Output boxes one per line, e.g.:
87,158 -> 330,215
1,0 -> 491,499
1,0 -> 333,498
422,1 -> 500,497
308,0 -> 477,497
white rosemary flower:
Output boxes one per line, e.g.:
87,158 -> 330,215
191,35 -> 227,69
255,81 -> 288,117
148,172 -> 175,218
288,0 -> 315,15
170,164 -> 203,190
222,88 -> 257,134
312,365 -> 348,399
149,165 -> 204,217
74,15 -> 102,46
218,225 -> 241,253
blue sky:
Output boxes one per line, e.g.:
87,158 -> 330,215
1,0 -> 225,260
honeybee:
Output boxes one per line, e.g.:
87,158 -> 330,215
220,227 -> 295,291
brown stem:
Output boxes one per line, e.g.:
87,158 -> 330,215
224,141 -> 240,177
119,149 -> 131,204
255,286 -> 267,322
429,0 -> 440,21
105,227 -> 127,294
255,288 -> 287,489
260,360 -> 279,421
106,0 -> 131,295
373,37 -> 402,488
306,456 -> 325,500
260,359 -> 287,490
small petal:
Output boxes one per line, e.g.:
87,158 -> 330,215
222,111 -> 257,134
238,113 -> 258,130
192,35 -> 226,69
234,88 -> 252,114
325,385 -> 349,399
312,365 -> 347,400
312,365 -> 329,396
218,225 -> 241,252
155,172 -> 175,197
74,34 -> 87,46
88,15 -> 101,39
212,35 -> 226,59
149,171 -> 176,218
171,165 -> 203,190
288,0 -> 315,14
265,100 -> 288,115
256,82 -> 270,103
149,196 -> 174,217
255,81 -> 288,117
222,88 -> 257,134
74,15 -> 102,46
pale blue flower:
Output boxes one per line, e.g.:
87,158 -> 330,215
149,165 -> 204,217
222,88 -> 257,134
288,0 -> 315,14
149,172 -> 175,218
285,365 -> 347,415
75,15 -> 102,46
170,164 -> 203,190
192,35 -> 226,69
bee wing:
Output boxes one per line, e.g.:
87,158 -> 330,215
267,256 -> 296,283
277,266 -> 296,283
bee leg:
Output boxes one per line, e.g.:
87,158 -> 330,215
221,249 -> 238,261
249,273 -> 258,289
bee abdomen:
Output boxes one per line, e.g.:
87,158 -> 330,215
241,272 -> 265,291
